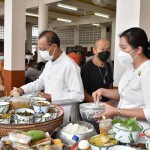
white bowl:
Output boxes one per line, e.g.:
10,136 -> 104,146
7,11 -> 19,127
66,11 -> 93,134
80,103 -> 105,121
107,145 -> 137,150
112,123 -> 143,143
0,102 -> 9,114
33,100 -> 50,113
31,97 -> 46,101
89,134 -> 118,150
14,108 -> 34,124
144,128 -> 150,150
34,112 -> 58,123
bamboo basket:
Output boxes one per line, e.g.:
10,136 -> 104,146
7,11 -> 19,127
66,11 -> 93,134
0,104 -> 64,137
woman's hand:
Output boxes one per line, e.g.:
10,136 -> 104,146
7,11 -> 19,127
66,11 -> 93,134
38,92 -> 51,101
93,103 -> 118,123
92,88 -> 103,103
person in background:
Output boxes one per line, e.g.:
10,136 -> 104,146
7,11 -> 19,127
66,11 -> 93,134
25,59 -> 39,84
86,51 -> 94,62
81,38 -> 113,133
33,51 -> 38,62
25,50 -> 33,63
92,27 -> 150,135
10,30 -> 84,123
68,50 -> 81,65
81,38 -> 113,103
36,61 -> 45,72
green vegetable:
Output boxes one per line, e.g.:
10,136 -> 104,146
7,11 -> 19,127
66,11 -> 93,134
26,130 -> 46,142
112,118 -> 142,131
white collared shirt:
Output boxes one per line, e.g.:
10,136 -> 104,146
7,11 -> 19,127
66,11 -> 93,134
118,60 -> 150,129
21,52 -> 84,123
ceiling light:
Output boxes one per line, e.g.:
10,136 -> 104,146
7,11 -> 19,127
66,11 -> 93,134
57,3 -> 77,11
94,12 -> 109,18
92,23 -> 100,27
57,18 -> 72,23
26,12 -> 38,17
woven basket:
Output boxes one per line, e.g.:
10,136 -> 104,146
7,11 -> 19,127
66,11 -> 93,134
0,104 -> 64,137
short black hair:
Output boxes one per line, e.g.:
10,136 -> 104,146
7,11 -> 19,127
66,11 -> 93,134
120,27 -> 150,58
39,30 -> 60,47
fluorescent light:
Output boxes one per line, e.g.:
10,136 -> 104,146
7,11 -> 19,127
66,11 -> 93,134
94,12 -> 109,18
92,23 -> 100,27
26,12 -> 38,17
57,18 -> 72,23
57,3 -> 77,11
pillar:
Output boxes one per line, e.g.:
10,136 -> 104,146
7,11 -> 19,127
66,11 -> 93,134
113,0 -> 150,86
4,0 -> 26,94
38,0 -> 48,62
26,23 -> 32,53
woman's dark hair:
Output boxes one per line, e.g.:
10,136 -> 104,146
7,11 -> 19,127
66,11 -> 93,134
120,27 -> 150,58
39,30 -> 60,47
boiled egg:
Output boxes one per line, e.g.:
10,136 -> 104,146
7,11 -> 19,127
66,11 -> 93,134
78,140 -> 90,150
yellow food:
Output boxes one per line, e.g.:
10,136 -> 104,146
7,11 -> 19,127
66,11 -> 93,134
89,134 -> 117,147
52,139 -> 64,148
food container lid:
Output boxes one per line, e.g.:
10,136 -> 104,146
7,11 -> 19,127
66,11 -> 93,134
72,135 -> 79,142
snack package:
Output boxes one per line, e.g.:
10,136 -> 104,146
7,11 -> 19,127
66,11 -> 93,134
9,130 -> 32,144
11,141 -> 30,150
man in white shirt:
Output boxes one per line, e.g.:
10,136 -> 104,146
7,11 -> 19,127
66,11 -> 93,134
11,30 -> 84,123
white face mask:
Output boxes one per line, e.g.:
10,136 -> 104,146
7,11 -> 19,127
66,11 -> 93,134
117,49 -> 136,67
40,45 -> 56,61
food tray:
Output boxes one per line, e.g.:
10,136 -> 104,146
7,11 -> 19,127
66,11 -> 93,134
0,104 -> 64,137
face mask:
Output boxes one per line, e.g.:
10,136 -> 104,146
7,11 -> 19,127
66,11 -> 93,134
117,49 -> 136,66
0,56 -> 4,60
40,45 -> 56,61
98,51 -> 110,62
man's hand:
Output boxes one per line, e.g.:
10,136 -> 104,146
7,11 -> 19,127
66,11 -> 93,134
38,92 -> 51,101
10,87 -> 24,97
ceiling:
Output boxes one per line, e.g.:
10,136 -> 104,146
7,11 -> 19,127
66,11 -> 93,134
0,0 -> 116,27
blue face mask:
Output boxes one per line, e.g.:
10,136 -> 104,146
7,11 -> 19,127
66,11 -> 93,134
0,56 -> 4,60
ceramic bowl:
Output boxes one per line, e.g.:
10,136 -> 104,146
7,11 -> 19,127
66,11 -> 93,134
107,145 -> 137,150
31,97 -> 46,101
33,100 -> 51,113
143,128 -> 150,150
0,102 -> 9,114
34,112 -> 58,123
112,123 -> 143,143
89,134 -> 117,150
56,121 -> 96,146
14,108 -> 34,124
0,114 -> 11,124
80,103 -> 105,121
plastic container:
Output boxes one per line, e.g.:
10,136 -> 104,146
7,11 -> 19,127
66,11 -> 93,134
99,119 -> 112,135
10,97 -> 31,109
9,130 -> 32,144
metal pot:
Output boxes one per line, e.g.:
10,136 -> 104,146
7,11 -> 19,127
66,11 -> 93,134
56,121 -> 96,146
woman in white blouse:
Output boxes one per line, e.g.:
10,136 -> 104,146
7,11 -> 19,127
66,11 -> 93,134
92,27 -> 150,130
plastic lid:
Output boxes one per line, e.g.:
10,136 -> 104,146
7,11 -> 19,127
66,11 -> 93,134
72,135 -> 79,142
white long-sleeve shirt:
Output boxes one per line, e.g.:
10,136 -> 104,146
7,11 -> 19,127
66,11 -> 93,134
21,52 -> 84,123
118,60 -> 150,129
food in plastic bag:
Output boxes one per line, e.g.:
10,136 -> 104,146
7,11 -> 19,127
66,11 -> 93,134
9,130 -> 32,144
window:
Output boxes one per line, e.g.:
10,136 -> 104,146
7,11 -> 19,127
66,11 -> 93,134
0,26 -> 4,39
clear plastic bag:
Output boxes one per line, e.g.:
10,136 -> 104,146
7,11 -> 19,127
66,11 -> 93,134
9,130 -> 32,144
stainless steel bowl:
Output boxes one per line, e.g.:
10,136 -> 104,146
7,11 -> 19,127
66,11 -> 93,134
80,103 -> 105,121
56,121 -> 96,146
